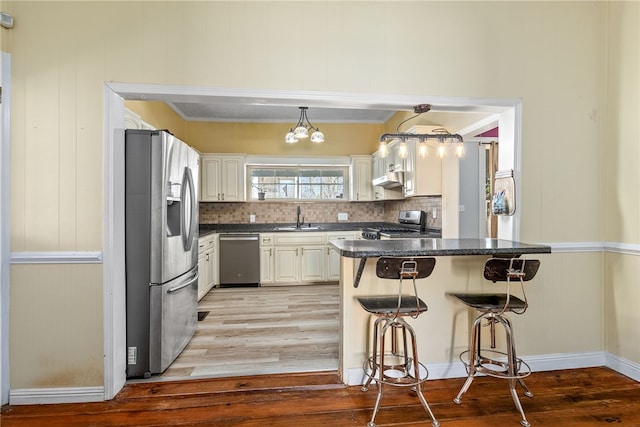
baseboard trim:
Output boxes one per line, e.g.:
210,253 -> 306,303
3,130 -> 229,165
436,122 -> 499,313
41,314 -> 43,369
346,351 -> 615,386
9,386 -> 104,405
7,352 -> 638,404
605,353 -> 640,382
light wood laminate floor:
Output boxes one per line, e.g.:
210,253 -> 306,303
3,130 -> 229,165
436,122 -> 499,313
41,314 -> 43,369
153,284 -> 339,381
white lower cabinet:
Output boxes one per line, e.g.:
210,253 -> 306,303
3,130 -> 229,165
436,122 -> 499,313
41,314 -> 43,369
197,234 -> 218,300
260,231 -> 358,285
274,247 -> 300,282
259,234 -> 275,284
300,245 -> 325,282
267,233 -> 326,284
325,232 -> 358,281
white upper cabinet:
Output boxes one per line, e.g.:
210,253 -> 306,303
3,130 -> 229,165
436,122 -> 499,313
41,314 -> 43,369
350,155 -> 373,201
402,126 -> 443,197
201,154 -> 245,202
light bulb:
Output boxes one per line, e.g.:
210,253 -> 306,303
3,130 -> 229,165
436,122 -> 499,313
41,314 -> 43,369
418,142 -> 428,158
293,125 -> 308,139
398,141 -> 408,159
285,131 -> 298,144
310,130 -> 324,143
455,143 -> 465,158
379,141 -> 388,158
437,142 -> 446,158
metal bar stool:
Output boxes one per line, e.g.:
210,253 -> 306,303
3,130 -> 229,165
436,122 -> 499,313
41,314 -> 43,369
357,257 -> 439,427
449,257 -> 541,427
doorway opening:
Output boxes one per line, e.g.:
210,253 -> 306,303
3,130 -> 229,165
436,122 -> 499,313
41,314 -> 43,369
103,83 -> 522,398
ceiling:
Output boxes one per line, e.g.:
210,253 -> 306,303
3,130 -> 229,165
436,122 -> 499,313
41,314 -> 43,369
120,86 -> 500,134
169,102 -> 397,124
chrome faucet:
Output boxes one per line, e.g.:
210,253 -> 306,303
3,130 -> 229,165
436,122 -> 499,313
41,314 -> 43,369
296,206 -> 302,228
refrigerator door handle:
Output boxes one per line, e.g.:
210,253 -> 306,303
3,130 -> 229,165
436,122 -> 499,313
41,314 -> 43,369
168,273 -> 199,294
181,166 -> 197,251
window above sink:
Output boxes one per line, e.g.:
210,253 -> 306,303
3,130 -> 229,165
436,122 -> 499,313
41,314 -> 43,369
248,166 -> 348,201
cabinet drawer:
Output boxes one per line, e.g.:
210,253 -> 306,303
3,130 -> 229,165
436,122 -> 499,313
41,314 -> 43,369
260,234 -> 274,246
325,232 -> 356,241
274,233 -> 325,246
198,234 -> 216,251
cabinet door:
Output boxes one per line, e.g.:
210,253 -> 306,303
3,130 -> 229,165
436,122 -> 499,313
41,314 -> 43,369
197,253 -> 210,301
372,154 -> 384,200
414,149 -> 442,196
403,142 -> 416,197
220,157 -> 244,201
351,156 -> 373,201
260,246 -> 274,284
205,248 -> 215,293
274,247 -> 299,283
201,157 -> 221,201
300,246 -> 325,282
326,234 -> 353,281
212,235 -> 219,286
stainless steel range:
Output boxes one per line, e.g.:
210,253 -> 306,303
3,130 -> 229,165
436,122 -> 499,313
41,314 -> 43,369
362,210 -> 429,240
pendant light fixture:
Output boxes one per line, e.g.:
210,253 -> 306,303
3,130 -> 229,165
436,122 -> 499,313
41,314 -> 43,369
285,107 -> 324,144
378,104 -> 465,159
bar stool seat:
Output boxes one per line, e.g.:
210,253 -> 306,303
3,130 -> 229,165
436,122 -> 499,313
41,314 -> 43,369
357,257 -> 439,427
452,293 -> 527,312
449,257 -> 541,427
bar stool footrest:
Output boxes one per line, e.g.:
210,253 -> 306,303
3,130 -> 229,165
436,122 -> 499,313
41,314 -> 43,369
363,354 -> 429,386
459,349 -> 531,380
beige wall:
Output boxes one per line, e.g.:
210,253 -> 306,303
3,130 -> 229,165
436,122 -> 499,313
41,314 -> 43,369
603,2 -> 640,362
3,1 -> 638,393
10,264 -> 104,388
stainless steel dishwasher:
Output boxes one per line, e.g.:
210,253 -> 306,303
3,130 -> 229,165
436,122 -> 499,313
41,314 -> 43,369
219,234 -> 261,286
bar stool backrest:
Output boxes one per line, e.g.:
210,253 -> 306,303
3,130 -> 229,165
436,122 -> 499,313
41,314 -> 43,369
484,258 -> 540,283
376,257 -> 436,280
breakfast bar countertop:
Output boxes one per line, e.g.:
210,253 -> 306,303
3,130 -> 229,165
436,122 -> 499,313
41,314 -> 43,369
329,238 -> 552,258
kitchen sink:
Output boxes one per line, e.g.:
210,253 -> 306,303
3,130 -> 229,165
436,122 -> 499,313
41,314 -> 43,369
273,225 -> 323,231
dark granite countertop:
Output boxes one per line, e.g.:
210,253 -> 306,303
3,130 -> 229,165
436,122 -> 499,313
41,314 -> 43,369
329,238 -> 551,258
199,223 -> 442,237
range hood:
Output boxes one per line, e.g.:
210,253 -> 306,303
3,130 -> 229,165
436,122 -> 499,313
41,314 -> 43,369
372,171 -> 404,188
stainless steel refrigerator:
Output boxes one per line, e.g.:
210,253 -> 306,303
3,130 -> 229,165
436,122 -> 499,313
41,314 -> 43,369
125,129 -> 199,379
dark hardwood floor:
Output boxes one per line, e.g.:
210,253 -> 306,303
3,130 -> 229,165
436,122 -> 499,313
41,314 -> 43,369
3,367 -> 640,426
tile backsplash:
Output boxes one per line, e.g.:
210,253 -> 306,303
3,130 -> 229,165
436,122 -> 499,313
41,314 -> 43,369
200,196 -> 442,229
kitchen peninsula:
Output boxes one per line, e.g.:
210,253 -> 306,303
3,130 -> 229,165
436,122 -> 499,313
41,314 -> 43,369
329,238 -> 551,385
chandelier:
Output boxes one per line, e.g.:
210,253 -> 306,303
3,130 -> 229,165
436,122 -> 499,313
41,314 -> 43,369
378,104 -> 465,159
285,107 -> 324,144
379,128 -> 465,159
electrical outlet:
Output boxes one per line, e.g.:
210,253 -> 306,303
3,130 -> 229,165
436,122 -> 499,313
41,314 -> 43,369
338,213 -> 348,221
249,214 -> 256,223
432,208 -> 437,219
